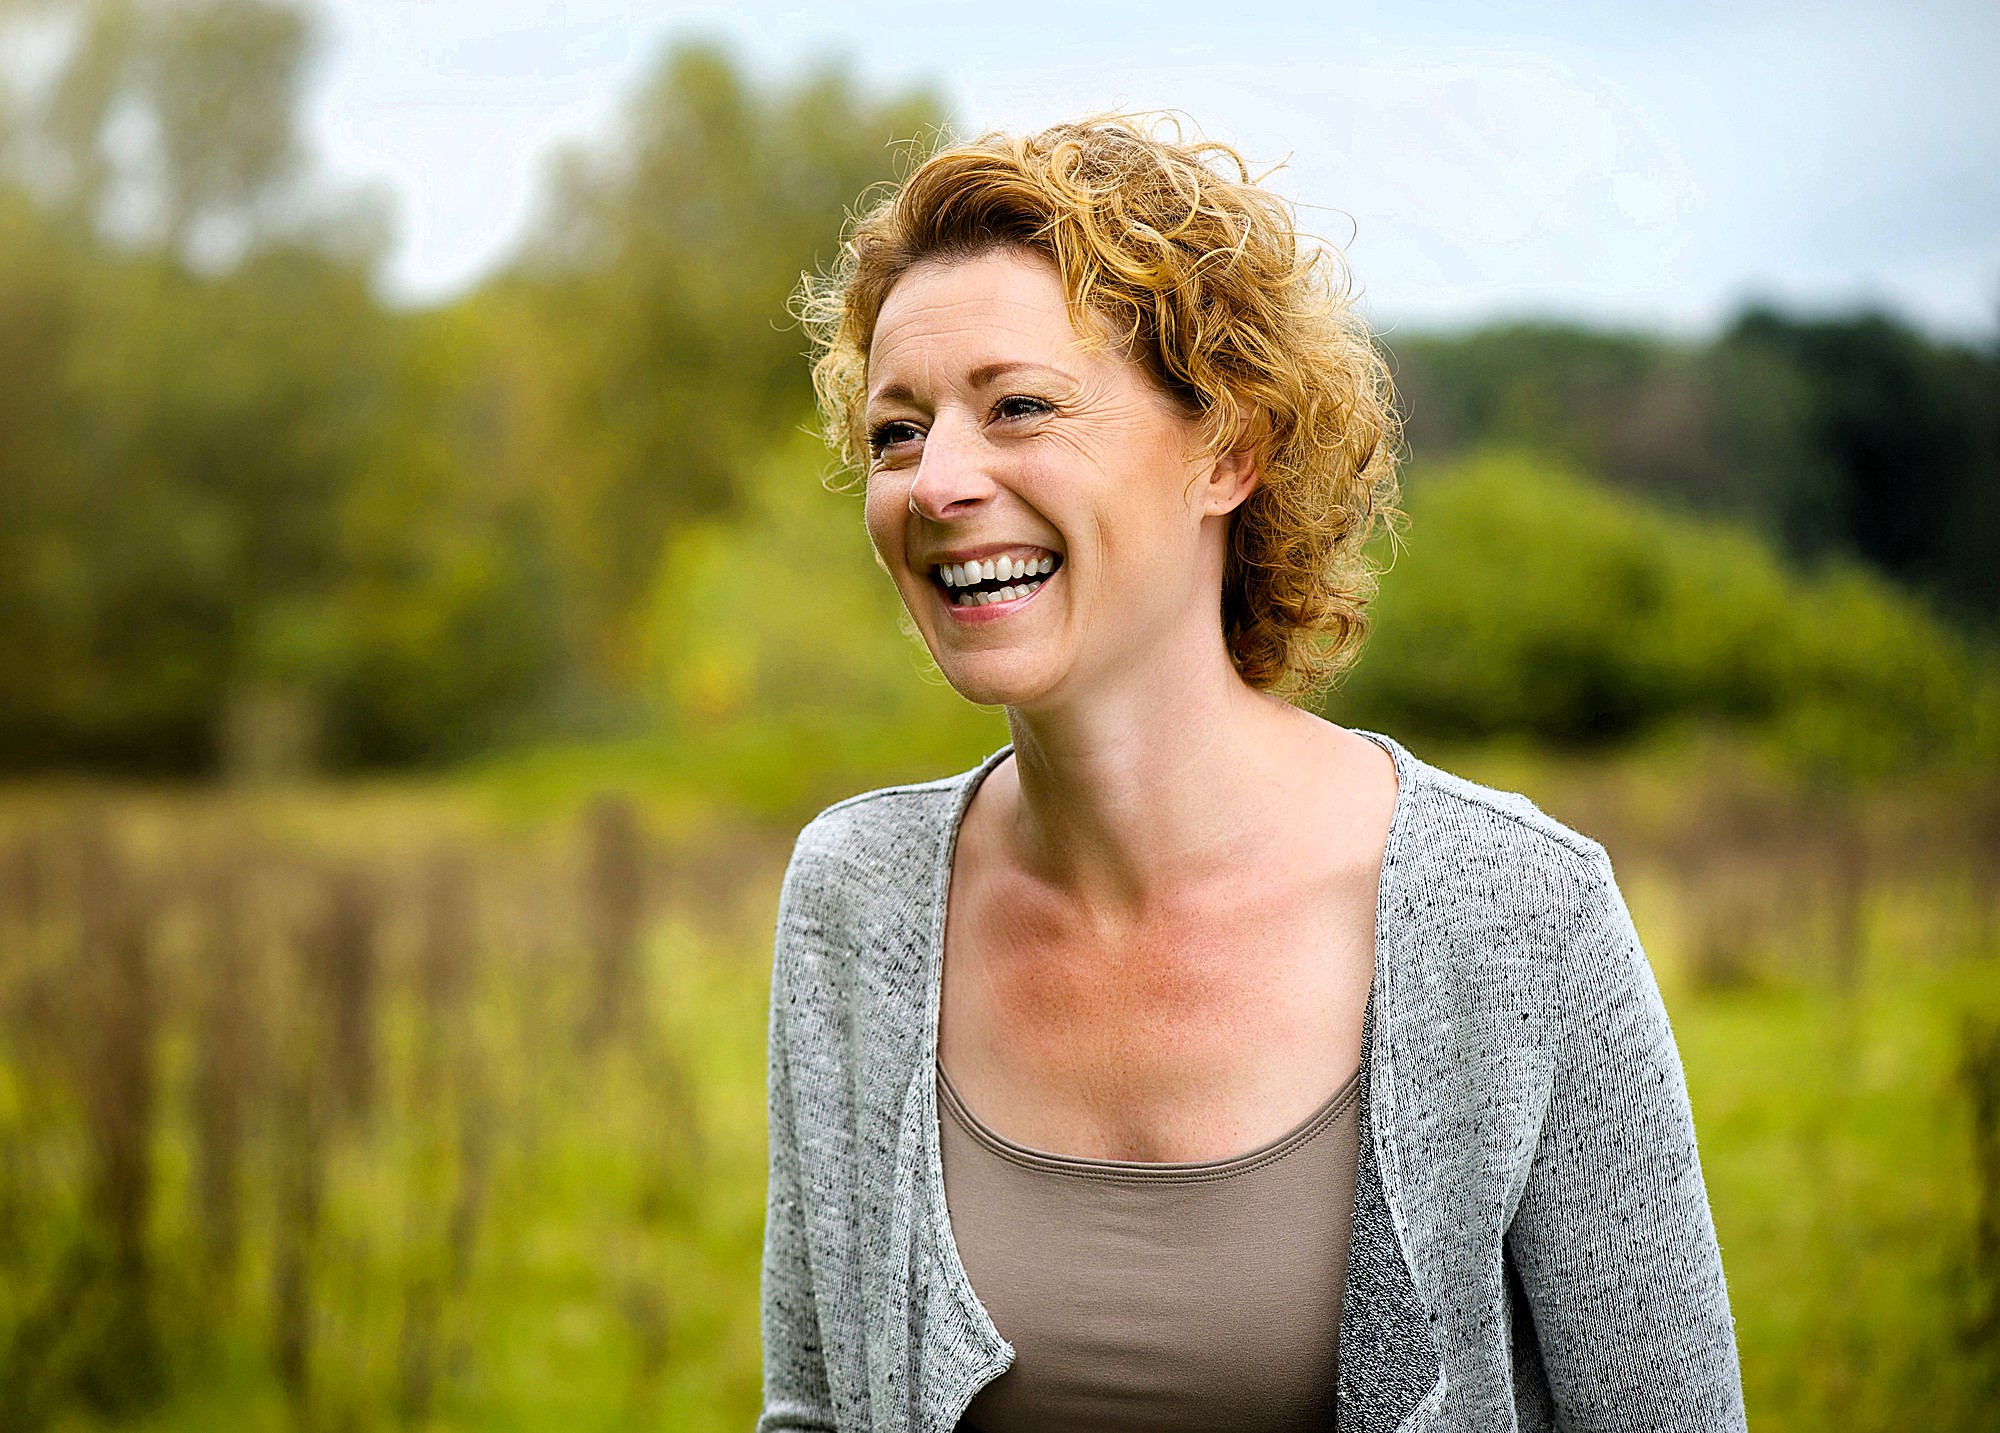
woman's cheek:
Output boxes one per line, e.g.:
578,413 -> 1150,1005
861,478 -> 904,571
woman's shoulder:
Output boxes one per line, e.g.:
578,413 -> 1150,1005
785,752 -> 995,883
773,749 -> 1004,954
1375,732 -> 1616,898
1370,734 -> 1638,988
1373,733 -> 1603,862
1371,739 -> 1664,1073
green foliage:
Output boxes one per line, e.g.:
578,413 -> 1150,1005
502,45 -> 945,682
638,433 -> 1006,815
0,0 -> 546,771
1725,309 -> 2000,627
313,304 -> 569,767
0,200 -> 377,766
1327,452 -> 2000,779
1390,313 -> 2000,632
0,192 -> 563,770
0,8 -> 943,773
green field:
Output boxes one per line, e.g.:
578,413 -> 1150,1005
1,739 -> 1997,1430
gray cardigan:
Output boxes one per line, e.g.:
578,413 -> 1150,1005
759,731 -> 1746,1432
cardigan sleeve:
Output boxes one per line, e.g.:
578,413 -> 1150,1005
757,861 -> 838,1432
1504,848 -> 1747,1432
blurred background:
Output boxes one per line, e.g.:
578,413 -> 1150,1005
0,0 -> 1996,1427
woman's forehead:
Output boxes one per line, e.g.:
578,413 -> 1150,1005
867,252 -> 1114,393
876,253 -> 1068,342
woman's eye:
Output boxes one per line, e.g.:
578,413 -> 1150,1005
868,421 -> 923,458
993,395 -> 1053,422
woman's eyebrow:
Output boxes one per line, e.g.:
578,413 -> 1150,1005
967,361 -> 1071,388
868,362 -> 1074,409
867,380 -> 921,407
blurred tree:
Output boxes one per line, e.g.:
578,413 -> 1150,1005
322,300 -> 568,766
0,0 -> 559,770
1325,451 -> 1997,779
0,0 -> 317,262
0,209 -> 393,767
1723,309 -> 2000,631
1390,313 -> 2000,636
503,43 -> 943,696
0,14 -> 943,771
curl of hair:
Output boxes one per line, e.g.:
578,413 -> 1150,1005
794,114 -> 1402,697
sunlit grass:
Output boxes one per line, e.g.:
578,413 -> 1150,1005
3,740 -> 1997,1430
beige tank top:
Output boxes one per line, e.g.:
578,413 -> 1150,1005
936,1064 -> 1362,1432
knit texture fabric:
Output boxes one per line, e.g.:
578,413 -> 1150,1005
759,731 -> 1746,1433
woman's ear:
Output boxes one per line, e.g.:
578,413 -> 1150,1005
1201,446 -> 1260,518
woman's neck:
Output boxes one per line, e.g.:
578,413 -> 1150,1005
998,639 -> 1327,916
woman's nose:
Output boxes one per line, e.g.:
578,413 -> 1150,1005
907,421 -> 994,521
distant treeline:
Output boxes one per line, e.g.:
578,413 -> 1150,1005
1391,315 -> 2000,635
0,1 -> 1993,779
0,1 -> 937,772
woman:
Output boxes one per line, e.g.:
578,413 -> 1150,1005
762,117 -> 1743,1432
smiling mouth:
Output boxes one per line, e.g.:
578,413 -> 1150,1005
932,552 -> 1063,608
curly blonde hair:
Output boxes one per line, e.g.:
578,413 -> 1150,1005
796,114 -> 1401,697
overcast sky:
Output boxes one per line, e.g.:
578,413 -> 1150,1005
309,0 -> 1999,339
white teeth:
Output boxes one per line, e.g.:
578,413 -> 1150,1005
937,554 -> 1064,587
940,553 -> 1064,606
951,575 -> 1055,607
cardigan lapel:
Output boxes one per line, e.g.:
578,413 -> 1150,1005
1338,731 -> 1447,1432
911,753 -> 1017,1433
1337,997 -> 1447,1431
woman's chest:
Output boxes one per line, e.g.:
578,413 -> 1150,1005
938,872 -> 1376,1162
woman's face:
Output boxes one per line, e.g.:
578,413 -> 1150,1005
862,247 -> 1254,711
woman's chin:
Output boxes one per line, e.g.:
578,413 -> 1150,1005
930,651 -> 1061,712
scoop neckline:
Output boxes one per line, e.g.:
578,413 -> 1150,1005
926,726 -> 1410,1176
936,1059 -> 1362,1184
